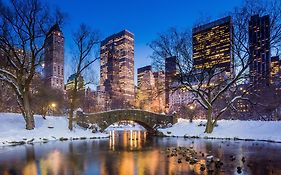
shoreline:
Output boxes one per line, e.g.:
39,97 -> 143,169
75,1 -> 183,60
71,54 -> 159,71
0,135 -> 110,147
157,134 -> 281,144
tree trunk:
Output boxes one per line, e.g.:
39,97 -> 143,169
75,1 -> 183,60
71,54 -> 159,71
23,91 -> 35,130
68,89 -> 77,131
68,101 -> 74,130
204,106 -> 214,133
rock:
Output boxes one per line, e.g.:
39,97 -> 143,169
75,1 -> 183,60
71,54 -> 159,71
215,160 -> 223,169
201,153 -> 205,157
9,141 -> 25,146
59,137 -> 68,141
200,164 -> 206,171
178,159 -> 182,163
242,157 -> 245,163
206,155 -> 214,161
27,138 -> 34,143
237,167 -> 242,174
189,158 -> 198,165
230,155 -> 236,161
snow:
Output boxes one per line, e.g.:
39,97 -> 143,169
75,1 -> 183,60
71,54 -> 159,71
2,113 -> 281,146
159,118 -> 281,142
0,113 -> 108,146
105,123 -> 145,131
91,108 -> 169,116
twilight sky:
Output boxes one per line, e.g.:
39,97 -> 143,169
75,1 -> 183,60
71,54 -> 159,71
47,0 -> 243,87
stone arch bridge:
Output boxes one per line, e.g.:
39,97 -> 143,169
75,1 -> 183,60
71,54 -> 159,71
76,109 -> 177,134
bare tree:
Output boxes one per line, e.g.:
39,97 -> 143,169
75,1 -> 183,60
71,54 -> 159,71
32,74 -> 65,119
149,0 -> 281,133
68,24 -> 99,130
0,0 -> 63,129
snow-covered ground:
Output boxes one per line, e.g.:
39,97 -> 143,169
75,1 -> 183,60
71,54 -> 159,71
105,123 -> 145,131
0,113 -> 108,146
2,113 -> 281,146
159,118 -> 281,142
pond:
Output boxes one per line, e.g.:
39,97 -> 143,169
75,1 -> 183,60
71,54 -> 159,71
0,130 -> 281,175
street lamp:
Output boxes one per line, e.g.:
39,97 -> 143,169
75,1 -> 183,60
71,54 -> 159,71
51,103 -> 56,108
49,102 -> 57,116
189,104 -> 195,110
188,104 -> 196,122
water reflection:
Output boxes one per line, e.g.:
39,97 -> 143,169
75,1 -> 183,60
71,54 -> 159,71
0,131 -> 281,175
108,130 -> 147,151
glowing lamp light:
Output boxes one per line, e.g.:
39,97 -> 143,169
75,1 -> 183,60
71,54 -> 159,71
50,103 -> 56,108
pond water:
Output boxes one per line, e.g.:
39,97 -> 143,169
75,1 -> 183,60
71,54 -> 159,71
0,130 -> 281,175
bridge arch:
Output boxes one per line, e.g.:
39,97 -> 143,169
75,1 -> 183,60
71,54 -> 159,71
76,109 -> 177,134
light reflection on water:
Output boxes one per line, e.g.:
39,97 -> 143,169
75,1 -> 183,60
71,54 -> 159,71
0,130 -> 281,175
108,130 -> 147,151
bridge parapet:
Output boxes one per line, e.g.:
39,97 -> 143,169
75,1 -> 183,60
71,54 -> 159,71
76,109 -> 177,134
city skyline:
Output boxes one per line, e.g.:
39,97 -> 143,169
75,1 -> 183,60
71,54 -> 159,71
1,1 -> 281,174
47,0 -> 244,87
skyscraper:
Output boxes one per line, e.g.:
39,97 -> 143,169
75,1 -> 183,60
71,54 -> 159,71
137,65 -> 154,90
136,66 -> 154,110
165,56 -> 177,109
136,65 -> 165,112
193,16 -> 233,72
100,30 -> 135,109
249,15 -> 270,84
270,56 -> 281,88
65,74 -> 85,92
44,24 -> 64,91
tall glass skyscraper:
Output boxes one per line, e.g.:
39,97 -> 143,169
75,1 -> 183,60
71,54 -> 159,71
100,30 -> 135,109
249,15 -> 270,84
192,16 -> 233,73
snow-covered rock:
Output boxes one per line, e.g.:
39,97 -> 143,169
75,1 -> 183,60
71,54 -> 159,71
0,113 -> 108,146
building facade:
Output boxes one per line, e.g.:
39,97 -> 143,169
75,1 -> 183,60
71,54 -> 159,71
44,24 -> 64,91
137,65 -> 154,89
136,66 -> 165,112
249,15 -> 270,84
65,74 -> 85,92
100,30 -> 135,109
270,56 -> 281,91
136,66 -> 155,110
193,16 -> 233,72
165,56 -> 177,110
167,16 -> 234,118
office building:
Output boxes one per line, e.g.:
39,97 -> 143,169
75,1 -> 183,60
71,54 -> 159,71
270,56 -> 281,90
249,15 -> 270,84
100,30 -> 135,109
44,24 -> 64,91
165,56 -> 177,109
193,16 -> 233,72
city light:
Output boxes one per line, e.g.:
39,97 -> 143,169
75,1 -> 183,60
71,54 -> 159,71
50,103 -> 56,108
189,105 -> 195,110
